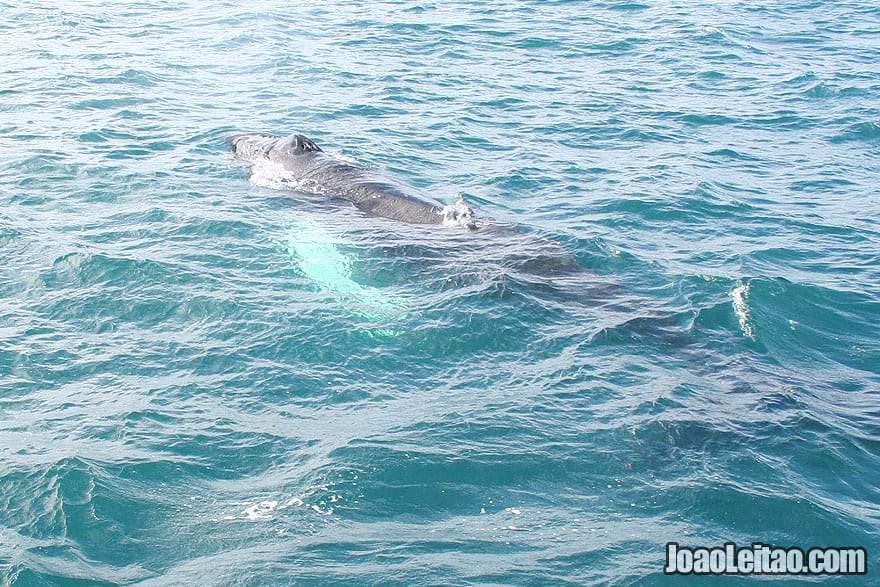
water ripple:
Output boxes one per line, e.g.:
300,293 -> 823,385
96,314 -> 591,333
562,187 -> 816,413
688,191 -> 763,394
2,0 -> 879,583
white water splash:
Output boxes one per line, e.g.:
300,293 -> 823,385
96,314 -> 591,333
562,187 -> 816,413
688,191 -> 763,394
730,281 -> 754,339
247,159 -> 291,190
439,199 -> 476,229
245,149 -> 359,194
223,497 -> 321,521
242,500 -> 279,521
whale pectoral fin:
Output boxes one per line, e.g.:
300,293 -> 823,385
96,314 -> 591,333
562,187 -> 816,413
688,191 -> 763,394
284,217 -> 408,327
280,133 -> 323,155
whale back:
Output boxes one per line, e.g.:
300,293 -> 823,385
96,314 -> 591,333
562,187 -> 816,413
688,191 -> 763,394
231,130 -> 477,227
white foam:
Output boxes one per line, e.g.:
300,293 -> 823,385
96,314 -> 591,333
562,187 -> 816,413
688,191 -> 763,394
247,159 -> 312,192
242,500 -> 279,521
730,282 -> 754,339
227,496 -> 314,522
439,199 -> 476,229
244,149 -> 358,193
324,149 -> 359,164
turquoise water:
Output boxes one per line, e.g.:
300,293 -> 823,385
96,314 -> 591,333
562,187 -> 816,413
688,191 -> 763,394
2,0 -> 879,584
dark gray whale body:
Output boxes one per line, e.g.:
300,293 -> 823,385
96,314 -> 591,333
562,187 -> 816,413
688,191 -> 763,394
230,132 -> 475,228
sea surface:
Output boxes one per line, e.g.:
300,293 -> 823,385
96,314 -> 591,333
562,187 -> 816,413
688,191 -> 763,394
1,1 -> 879,585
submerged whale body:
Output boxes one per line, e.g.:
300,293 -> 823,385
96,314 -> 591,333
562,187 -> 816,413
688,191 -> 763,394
229,132 -> 476,228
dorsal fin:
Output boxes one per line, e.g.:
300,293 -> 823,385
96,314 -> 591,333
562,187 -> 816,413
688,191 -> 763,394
281,133 -> 322,154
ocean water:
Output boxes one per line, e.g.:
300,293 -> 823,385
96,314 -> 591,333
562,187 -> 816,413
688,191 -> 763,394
1,0 -> 879,584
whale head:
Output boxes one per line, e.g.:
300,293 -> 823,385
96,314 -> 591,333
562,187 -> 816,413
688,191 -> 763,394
229,133 -> 322,162
228,133 -> 277,162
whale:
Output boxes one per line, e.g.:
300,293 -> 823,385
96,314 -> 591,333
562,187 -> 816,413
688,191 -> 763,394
229,132 -> 476,229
